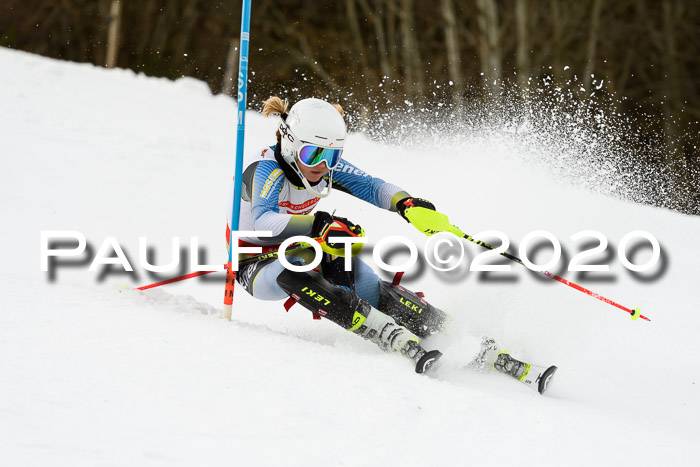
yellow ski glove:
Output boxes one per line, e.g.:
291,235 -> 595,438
396,197 -> 465,237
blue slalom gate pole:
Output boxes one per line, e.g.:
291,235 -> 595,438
223,0 -> 252,319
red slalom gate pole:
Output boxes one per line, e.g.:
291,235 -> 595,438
461,234 -> 650,322
135,268 -> 222,291
222,262 -> 236,319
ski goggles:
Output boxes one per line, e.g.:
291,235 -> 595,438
297,144 -> 343,169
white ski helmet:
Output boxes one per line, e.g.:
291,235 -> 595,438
278,98 -> 346,197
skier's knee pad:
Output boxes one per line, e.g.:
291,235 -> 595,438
378,281 -> 447,337
276,268 -> 370,330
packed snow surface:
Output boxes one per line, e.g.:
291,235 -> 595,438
1,48 -> 699,466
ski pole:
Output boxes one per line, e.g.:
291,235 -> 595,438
460,233 -> 650,322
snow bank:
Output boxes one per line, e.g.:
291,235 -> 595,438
1,47 -> 698,466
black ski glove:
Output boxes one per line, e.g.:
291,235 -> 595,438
396,197 -> 436,222
311,211 -> 365,257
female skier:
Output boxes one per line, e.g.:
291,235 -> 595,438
226,97 -> 556,390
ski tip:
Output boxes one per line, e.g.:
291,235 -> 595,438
537,365 -> 558,395
415,350 -> 443,374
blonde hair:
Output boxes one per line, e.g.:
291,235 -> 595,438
263,96 -> 345,118
264,96 -> 345,144
263,96 -> 289,117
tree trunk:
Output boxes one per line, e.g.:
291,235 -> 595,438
387,0 -> 399,74
222,39 -> 239,97
173,0 -> 200,73
136,0 -> 160,59
150,1 -> 178,55
549,0 -> 562,83
399,0 -> 424,99
346,0 -> 370,84
441,0 -> 464,107
476,0 -> 502,95
105,0 -> 122,68
358,0 -> 393,81
661,0 -> 681,165
269,8 -> 342,94
583,0 -> 603,93
515,0 -> 530,98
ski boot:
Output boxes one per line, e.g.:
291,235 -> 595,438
469,338 -> 557,394
494,351 -> 528,379
494,351 -> 558,395
356,307 -> 442,374
276,268 -> 442,373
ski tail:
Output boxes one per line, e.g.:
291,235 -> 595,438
513,360 -> 558,394
536,365 -> 558,394
415,349 -> 442,374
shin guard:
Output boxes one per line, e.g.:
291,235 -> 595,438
276,268 -> 367,329
276,269 -> 422,357
378,281 -> 447,338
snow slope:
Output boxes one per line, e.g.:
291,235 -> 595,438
1,47 -> 699,466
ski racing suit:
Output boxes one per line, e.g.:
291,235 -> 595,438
225,143 -> 407,305
225,143 -> 447,364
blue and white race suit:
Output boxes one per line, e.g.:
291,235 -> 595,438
226,144 -> 409,307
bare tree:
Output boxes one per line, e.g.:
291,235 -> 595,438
346,0 -> 370,85
441,0 -> 464,107
106,0 -> 122,68
136,0 -> 160,59
386,0 -> 399,74
515,0 -> 530,98
661,0 -> 682,161
476,0 -> 502,95
357,0 -> 393,82
172,0 -> 201,72
150,2 -> 178,54
583,0 -> 603,93
270,8 -> 343,94
399,0 -> 424,99
222,39 -> 239,97
550,0 -> 562,82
